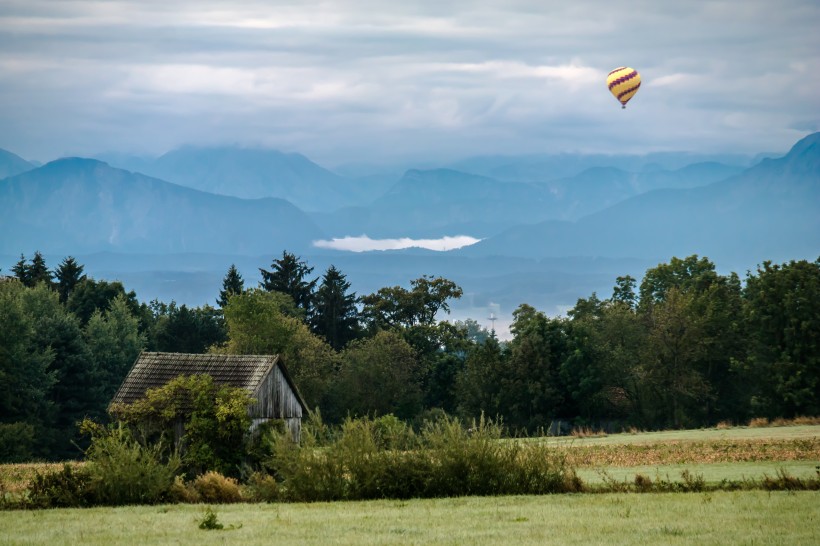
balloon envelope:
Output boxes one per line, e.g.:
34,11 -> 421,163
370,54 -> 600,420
607,67 -> 641,108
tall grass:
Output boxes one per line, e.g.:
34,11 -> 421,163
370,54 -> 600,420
265,414 -> 581,502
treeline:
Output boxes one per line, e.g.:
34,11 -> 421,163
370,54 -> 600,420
1,251 -> 818,462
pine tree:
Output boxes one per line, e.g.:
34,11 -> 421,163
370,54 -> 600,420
259,251 -> 317,319
28,251 -> 53,287
311,265 -> 359,350
217,264 -> 245,308
55,256 -> 86,303
11,254 -> 31,286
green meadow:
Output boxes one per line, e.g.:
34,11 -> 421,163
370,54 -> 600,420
1,491 -> 818,545
2,423 -> 818,544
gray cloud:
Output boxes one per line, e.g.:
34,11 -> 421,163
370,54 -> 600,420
0,0 -> 817,165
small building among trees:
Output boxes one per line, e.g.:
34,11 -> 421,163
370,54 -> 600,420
110,352 -> 307,442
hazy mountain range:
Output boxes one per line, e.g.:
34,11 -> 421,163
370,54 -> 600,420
1,132 -> 817,331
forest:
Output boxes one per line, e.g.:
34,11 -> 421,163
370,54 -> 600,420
1,250 -> 818,462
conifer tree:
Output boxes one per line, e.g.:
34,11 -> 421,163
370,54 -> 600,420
28,251 -> 53,287
311,265 -> 360,350
259,251 -> 317,319
11,253 -> 30,286
55,256 -> 86,303
217,264 -> 245,308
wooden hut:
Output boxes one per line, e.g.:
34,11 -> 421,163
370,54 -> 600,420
109,352 -> 307,442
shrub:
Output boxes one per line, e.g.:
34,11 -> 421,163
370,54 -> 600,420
762,468 -> 820,491
245,472 -> 280,502
81,420 -> 180,505
191,471 -> 243,503
265,414 -> 581,502
634,473 -> 654,492
372,414 -> 417,451
168,475 -> 200,503
27,464 -> 93,508
678,470 -> 706,492
198,507 -> 223,530
749,417 -> 770,428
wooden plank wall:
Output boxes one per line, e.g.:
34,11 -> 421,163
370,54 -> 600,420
249,365 -> 303,421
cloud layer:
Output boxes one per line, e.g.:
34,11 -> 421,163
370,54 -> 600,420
1,1 -> 818,164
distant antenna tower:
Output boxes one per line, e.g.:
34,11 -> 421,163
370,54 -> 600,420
488,312 -> 497,332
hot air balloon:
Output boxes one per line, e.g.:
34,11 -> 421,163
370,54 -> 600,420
607,67 -> 641,109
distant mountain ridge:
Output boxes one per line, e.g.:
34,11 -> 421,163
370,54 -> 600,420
0,158 -> 325,255
99,146 -> 387,212
313,161 -> 745,238
0,148 -> 36,179
459,132 -> 820,270
447,150 -> 761,182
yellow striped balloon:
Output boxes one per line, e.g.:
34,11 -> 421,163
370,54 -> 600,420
607,67 -> 641,108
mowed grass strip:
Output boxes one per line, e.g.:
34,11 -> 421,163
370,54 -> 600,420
1,491 -> 819,545
577,460 -> 820,485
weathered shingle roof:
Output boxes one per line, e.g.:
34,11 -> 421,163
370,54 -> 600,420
109,352 -> 306,411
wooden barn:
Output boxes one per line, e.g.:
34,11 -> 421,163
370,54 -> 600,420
109,352 -> 307,442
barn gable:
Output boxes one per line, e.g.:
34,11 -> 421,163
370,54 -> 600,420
110,351 -> 307,440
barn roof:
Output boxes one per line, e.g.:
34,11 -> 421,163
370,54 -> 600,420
109,351 -> 307,412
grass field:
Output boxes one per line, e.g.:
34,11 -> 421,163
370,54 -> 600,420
1,491 -> 818,545
1,423 -> 818,544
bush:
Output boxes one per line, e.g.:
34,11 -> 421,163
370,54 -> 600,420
265,414 -> 581,502
82,420 -> 180,505
28,464 -> 93,508
245,472 -> 280,502
191,471 -> 243,503
168,475 -> 200,503
762,468 -> 820,491
372,414 -> 417,451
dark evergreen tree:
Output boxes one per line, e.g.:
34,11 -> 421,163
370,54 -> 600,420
259,251 -> 317,319
55,256 -> 86,303
11,253 -> 31,286
311,265 -> 360,350
28,251 -> 53,287
217,264 -> 245,308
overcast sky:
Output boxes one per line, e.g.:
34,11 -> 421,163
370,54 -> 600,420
1,0 -> 818,167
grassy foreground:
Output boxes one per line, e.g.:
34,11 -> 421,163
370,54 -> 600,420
1,491 -> 818,545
